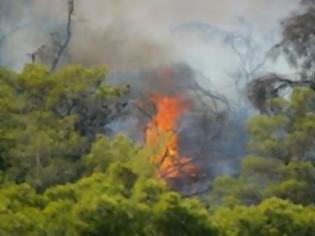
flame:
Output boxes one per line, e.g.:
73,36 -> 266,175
145,94 -> 196,179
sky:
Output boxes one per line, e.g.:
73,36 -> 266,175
1,0 -> 299,92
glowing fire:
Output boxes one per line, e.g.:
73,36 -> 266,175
145,94 -> 196,179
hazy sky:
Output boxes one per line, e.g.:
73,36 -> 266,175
2,0 -> 299,92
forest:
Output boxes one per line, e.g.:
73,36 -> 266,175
1,0 -> 315,235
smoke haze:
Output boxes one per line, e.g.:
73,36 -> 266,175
0,0 -> 301,182
1,0 -> 298,72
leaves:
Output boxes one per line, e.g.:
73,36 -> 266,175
211,197 -> 315,236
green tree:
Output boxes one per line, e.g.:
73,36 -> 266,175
247,87 -> 315,164
153,193 -> 217,236
0,64 -> 128,190
210,87 -> 315,206
211,197 -> 315,236
274,0 -> 315,77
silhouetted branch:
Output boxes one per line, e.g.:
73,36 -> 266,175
49,0 -> 74,72
247,73 -> 315,113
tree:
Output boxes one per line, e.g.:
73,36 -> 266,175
211,197 -> 315,236
0,64 -> 128,190
30,0 -> 75,72
153,193 -> 217,236
0,164 -> 218,235
273,0 -> 315,77
247,87 -> 315,164
210,87 -> 315,206
247,0 -> 315,113
175,18 -> 272,103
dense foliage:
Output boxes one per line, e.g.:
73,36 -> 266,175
0,64 -> 314,236
1,1 -> 315,234
0,65 -> 132,191
210,88 -> 315,207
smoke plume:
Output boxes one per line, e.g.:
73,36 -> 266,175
0,0 -> 302,189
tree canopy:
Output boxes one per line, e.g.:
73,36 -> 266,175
0,63 -> 314,235
1,0 -> 315,235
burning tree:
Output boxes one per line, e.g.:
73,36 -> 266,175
126,64 -> 230,193
145,94 -> 196,179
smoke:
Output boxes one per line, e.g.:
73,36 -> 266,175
105,63 -> 242,184
0,0 -> 298,71
0,0 -> 302,187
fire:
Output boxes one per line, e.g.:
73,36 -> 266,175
145,94 -> 196,179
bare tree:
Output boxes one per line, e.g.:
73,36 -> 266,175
247,73 -> 315,113
30,0 -> 74,72
173,18 -> 273,98
49,0 -> 74,72
248,0 -> 315,113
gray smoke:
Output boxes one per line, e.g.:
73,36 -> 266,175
0,0 -> 298,71
0,0 -> 301,190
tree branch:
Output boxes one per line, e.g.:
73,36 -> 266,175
49,0 -> 74,72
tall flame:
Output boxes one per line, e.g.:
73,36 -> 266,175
145,94 -> 196,179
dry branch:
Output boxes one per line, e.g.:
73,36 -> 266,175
49,0 -> 74,72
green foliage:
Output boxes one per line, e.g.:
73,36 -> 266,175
1,174 -> 314,236
153,193 -> 217,236
0,167 -> 218,236
0,64 -> 131,190
211,197 -> 315,236
1,63 -> 315,235
247,87 -> 315,164
84,134 -> 153,176
211,157 -> 315,206
211,87 -> 315,206
277,2 -> 315,75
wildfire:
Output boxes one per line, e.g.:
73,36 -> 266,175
145,94 -> 196,179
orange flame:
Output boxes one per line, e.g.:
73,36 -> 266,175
145,94 -> 196,179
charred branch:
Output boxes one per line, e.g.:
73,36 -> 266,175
247,73 -> 315,113
30,0 -> 74,72
49,0 -> 74,72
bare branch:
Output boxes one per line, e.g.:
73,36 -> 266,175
49,0 -> 74,72
247,73 -> 315,113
